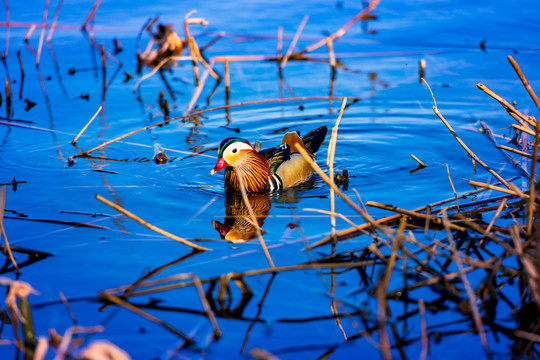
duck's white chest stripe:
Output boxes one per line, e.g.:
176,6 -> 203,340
268,174 -> 283,192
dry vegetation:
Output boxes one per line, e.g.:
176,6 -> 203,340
0,0 -> 539,359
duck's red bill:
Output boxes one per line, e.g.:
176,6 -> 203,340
210,158 -> 227,175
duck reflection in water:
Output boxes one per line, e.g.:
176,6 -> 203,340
212,193 -> 271,242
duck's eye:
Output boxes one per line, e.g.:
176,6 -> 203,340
232,148 -> 238,154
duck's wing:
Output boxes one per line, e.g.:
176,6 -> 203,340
259,144 -> 291,174
302,126 -> 328,154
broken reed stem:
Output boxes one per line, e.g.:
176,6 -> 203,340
35,0 -> 49,67
418,299 -> 428,360
95,195 -> 210,251
423,79 -> 511,189
0,187 -> 19,274
512,123 -> 536,137
365,201 -> 466,232
508,55 -> 540,111
483,198 -> 507,239
497,144 -> 539,160
189,274 -> 222,338
71,96 -> 353,159
234,168 -> 275,269
184,11 -> 201,85
184,57 -> 214,115
99,292 -> 193,344
108,261 -> 378,297
467,180 -> 527,200
133,55 -> 191,92
281,15 -> 309,69
410,154 -> 426,167
277,26 -> 283,58
477,82 -> 536,128
2,0 -> 8,57
24,25 -> 36,42
446,164 -> 460,211
224,59 -> 230,96
81,0 -> 101,31
46,0 -> 62,43
17,51 -> 23,99
328,98 -> 347,244
293,0 -> 380,57
441,210 -> 490,356
71,105 -> 102,144
526,122 -> 540,236
326,38 -> 336,67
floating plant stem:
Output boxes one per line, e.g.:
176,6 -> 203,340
446,164 -> 460,211
281,15 -> 309,69
71,105 -> 102,144
95,195 -> 210,251
46,0 -> 63,44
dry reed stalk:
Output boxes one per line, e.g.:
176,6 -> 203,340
526,122 -> 540,235
184,11 -> 203,85
508,55 -> 540,111
184,57 -> 215,115
410,154 -> 427,167
133,55 -> 191,92
114,261 -> 378,297
418,299 -> 428,360
81,0 -> 101,31
477,83 -> 536,127
46,0 -> 62,43
59,292 -> 77,326
281,15 -> 309,69
441,210 -> 490,356
35,0 -> 49,66
480,121 -> 530,178
497,145 -> 538,160
71,105 -> 102,144
71,96 -> 352,159
326,38 -> 336,67
249,348 -> 280,360
95,195 -> 210,251
509,226 -> 540,306
189,35 -> 218,80
294,143 -> 397,244
423,79 -> 511,189
100,292 -> 193,344
234,168 -> 275,268
292,0 -> 380,57
2,0 -> 8,57
327,98 -> 347,244
483,198 -> 508,238
5,76 -> 11,117
512,123 -> 536,137
446,164 -> 460,211
277,26 -> 283,58
376,277 -> 391,360
24,24 -> 35,42
16,50 -> 23,99
224,59 -> 230,98
467,180 -> 527,199
0,187 -> 19,273
365,201 -> 466,232
189,273 -> 222,338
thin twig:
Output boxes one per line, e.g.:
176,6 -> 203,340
72,105 -> 102,144
35,0 -> 49,66
423,79 -> 511,189
46,0 -> 63,43
81,0 -> 101,31
446,164 -> 460,211
477,82 -> 536,127
2,0 -> 9,57
95,195 -> 210,251
234,168 -> 275,268
526,121 -> 539,235
281,15 -> 309,69
508,55 -> 540,111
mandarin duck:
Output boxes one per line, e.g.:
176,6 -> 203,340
210,126 -> 328,193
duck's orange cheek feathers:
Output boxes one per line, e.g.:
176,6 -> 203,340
210,158 -> 227,175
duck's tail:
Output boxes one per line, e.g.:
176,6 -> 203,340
302,126 -> 328,155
